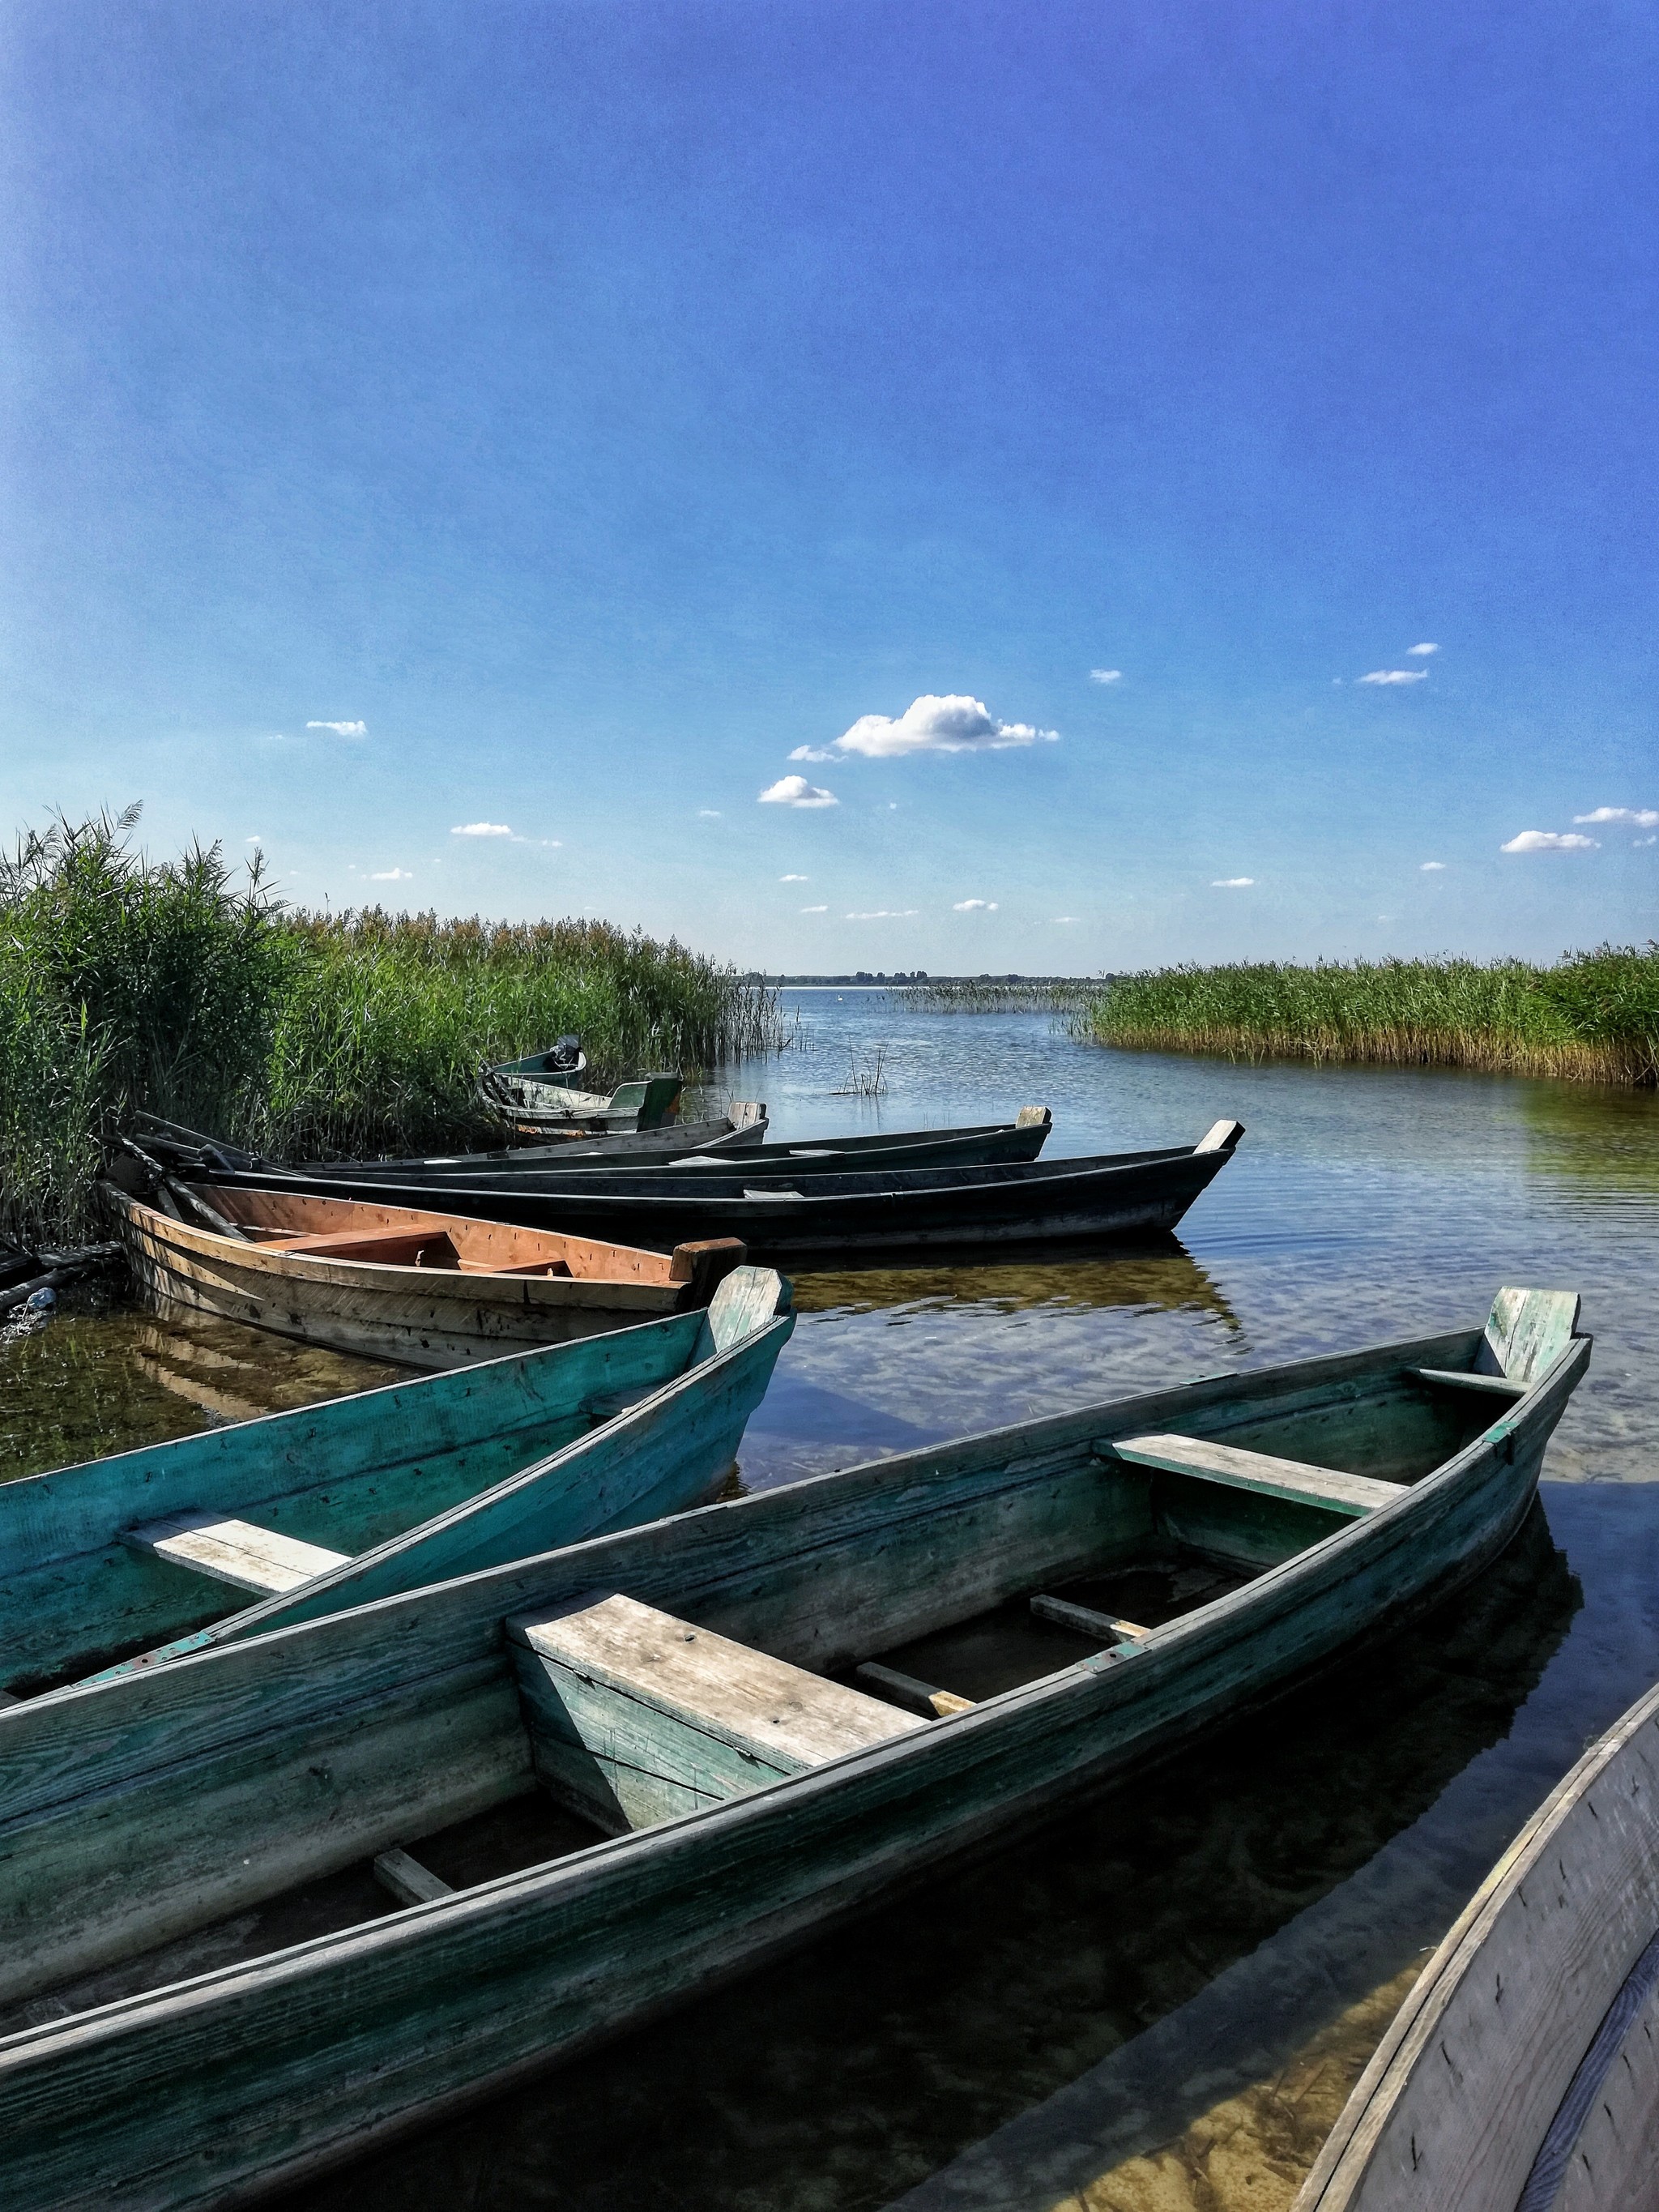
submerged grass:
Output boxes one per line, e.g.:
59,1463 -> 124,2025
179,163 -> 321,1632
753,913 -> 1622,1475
0,811 -> 780,1246
1085,952 -> 1659,1086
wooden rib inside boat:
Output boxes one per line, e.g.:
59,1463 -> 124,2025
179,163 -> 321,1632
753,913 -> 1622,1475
0,1287 -> 1589,2211
107,1180 -> 747,1369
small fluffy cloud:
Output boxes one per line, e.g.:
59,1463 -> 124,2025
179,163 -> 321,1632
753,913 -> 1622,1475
788,745 -> 836,762
451,822 -> 512,838
1420,860 -> 1447,871
760,775 -> 838,808
1089,669 -> 1122,685
779,873 -> 809,882
1211,877 -> 1255,888
697,809 -> 722,818
1407,643 -> 1439,656
1358,670 -> 1429,685
834,694 -> 1058,758
800,903 -> 828,912
369,866 -> 413,880
1501,831 -> 1597,853
953,898 -> 998,911
1637,836 -> 1657,848
308,719 -> 368,737
1052,916 -> 1077,924
1575,806 -> 1659,828
846,908 -> 919,919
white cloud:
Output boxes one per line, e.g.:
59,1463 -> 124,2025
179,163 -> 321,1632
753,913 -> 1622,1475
1420,860 -> 1447,871
1051,916 -> 1078,924
953,898 -> 998,912
697,809 -> 722,818
307,719 -> 368,737
245,834 -> 262,843
1089,669 -> 1122,685
788,745 -> 836,762
451,822 -> 513,838
1211,877 -> 1255,888
1574,806 -> 1659,828
369,866 -> 413,880
800,903 -> 828,912
846,908 -> 919,919
760,775 -> 838,808
1501,831 -> 1597,852
1637,836 -> 1657,848
1358,669 -> 1429,685
833,694 -> 1058,758
1407,643 -> 1439,656
779,873 -> 809,882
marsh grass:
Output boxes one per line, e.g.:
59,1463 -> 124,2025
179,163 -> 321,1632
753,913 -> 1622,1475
904,979 -> 1100,1015
1085,953 -> 1659,1085
0,811 -> 781,1245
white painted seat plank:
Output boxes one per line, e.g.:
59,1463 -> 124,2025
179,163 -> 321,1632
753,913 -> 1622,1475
1109,1433 -> 1405,1518
121,1512 -> 352,1595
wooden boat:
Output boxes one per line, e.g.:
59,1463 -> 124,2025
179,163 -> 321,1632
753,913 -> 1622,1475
0,1287 -> 1588,2209
0,1266 -> 791,1702
132,1105 -> 773,1178
173,1117 -> 1244,1258
481,1062 -> 686,1134
151,1108 -> 1057,1202
107,1181 -> 748,1369
1298,1662 -> 1659,2212
491,1036 -> 586,1083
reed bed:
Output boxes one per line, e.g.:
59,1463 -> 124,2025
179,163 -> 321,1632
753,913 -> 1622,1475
0,811 -> 781,1246
1085,953 -> 1659,1086
904,978 -> 1100,1015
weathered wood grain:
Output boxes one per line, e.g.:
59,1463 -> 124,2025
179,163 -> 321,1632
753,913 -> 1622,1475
373,1849 -> 453,1908
1111,1433 -> 1406,1518
120,1514 -> 352,1595
1030,1595 -> 1149,1643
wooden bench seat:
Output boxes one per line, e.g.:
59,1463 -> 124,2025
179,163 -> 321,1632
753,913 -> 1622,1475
1107,1433 -> 1405,1519
510,1592 -> 923,1834
1409,1365 -> 1526,1399
121,1512 -> 352,1595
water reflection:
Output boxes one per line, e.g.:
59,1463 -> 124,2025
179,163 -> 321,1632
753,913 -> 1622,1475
792,1236 -> 1238,1326
271,1503 -> 1582,2212
0,1292 -> 394,1481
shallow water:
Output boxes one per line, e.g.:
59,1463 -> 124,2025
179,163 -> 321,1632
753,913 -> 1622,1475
8,993 -> 1659,2209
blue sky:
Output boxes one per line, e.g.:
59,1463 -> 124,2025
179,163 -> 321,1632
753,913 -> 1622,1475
2,0 -> 1654,973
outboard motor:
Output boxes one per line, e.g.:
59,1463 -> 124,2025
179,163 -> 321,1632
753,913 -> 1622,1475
543,1035 -> 582,1074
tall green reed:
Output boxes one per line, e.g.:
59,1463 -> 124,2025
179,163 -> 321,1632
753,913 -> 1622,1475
0,812 -> 780,1245
1085,951 -> 1659,1084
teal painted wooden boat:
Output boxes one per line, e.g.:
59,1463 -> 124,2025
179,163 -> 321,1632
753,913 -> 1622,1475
0,1287 -> 1588,2210
0,1265 -> 792,1701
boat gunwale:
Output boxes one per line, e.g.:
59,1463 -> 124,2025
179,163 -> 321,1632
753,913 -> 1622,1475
0,1316 -> 1589,2076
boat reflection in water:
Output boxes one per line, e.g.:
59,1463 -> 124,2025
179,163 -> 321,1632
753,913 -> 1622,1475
267,1505 -> 1579,2212
789,1232 -> 1241,1325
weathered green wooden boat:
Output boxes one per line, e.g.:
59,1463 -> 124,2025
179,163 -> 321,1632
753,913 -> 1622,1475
1298,1663 -> 1659,2212
480,1059 -> 686,1133
0,1287 -> 1587,2209
134,1106 -> 774,1171
0,1266 -> 792,1702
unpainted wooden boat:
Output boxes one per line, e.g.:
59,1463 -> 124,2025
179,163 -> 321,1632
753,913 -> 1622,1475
177,1117 -> 1244,1258
0,1266 -> 791,1702
0,1287 -> 1587,2209
1298,1659 -> 1659,2212
107,1182 -> 747,1369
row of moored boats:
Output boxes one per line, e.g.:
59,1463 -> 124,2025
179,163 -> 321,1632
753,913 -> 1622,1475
0,1049 -> 1640,2210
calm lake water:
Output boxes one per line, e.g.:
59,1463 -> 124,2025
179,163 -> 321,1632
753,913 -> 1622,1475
8,990 -> 1659,2210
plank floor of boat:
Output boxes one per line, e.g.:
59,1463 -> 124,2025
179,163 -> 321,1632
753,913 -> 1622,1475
0,1794 -> 606,2041
847,1551 -> 1259,1706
